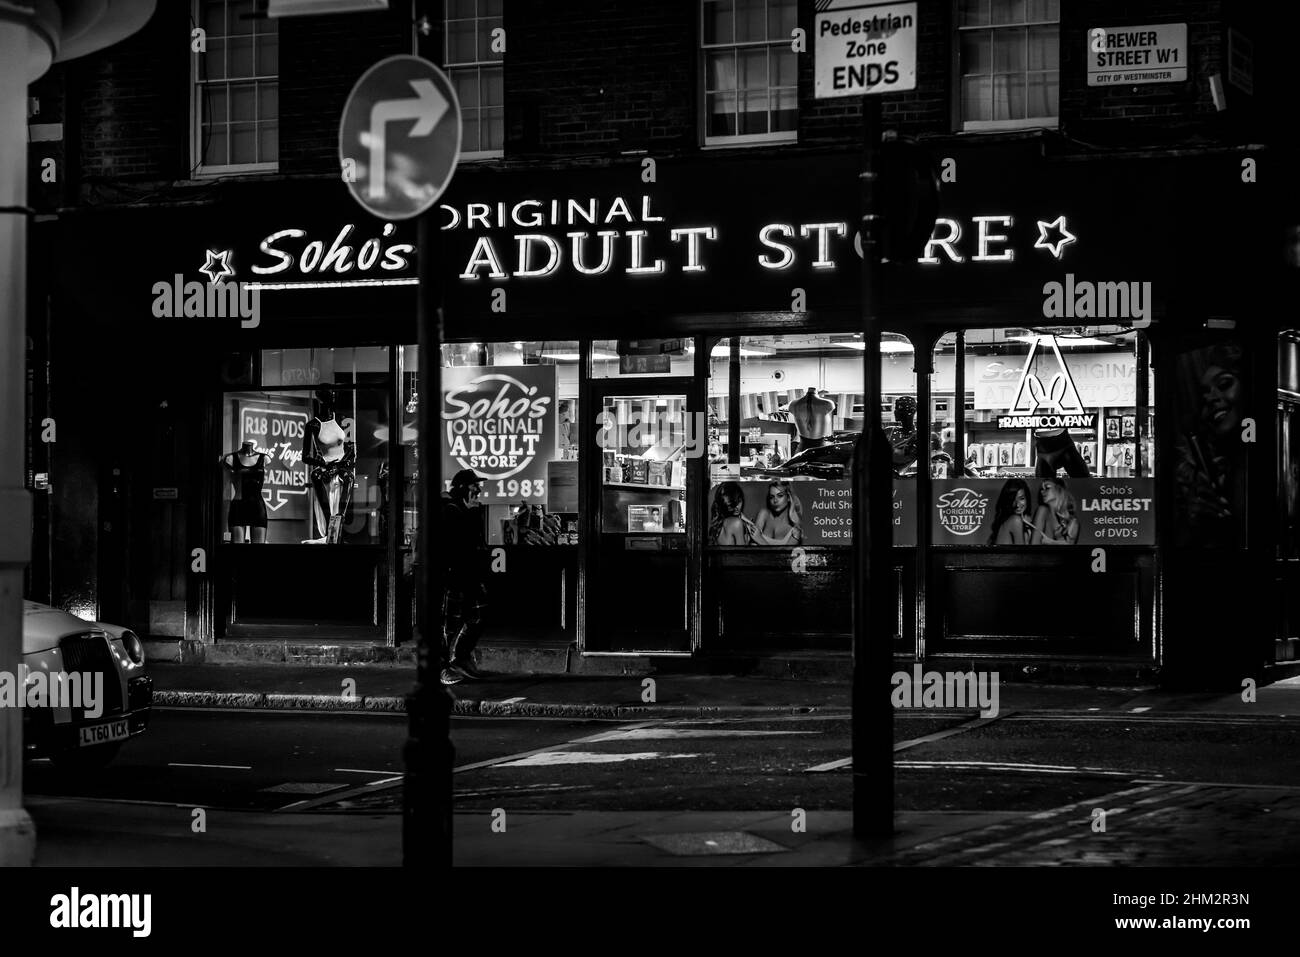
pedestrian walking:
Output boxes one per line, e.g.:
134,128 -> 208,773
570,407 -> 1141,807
441,468 -> 490,685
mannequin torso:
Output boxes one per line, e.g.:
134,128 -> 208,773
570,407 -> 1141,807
789,388 -> 836,446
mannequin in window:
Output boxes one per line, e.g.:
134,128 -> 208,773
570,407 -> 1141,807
886,396 -> 920,474
1034,428 -> 1090,478
789,386 -> 836,452
221,440 -> 268,543
303,386 -> 356,544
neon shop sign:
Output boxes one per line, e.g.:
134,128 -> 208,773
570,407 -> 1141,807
226,197 -> 1078,288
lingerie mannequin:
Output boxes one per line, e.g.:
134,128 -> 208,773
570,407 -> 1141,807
303,386 -> 356,543
1034,428 -> 1090,478
221,439 -> 268,543
789,386 -> 836,452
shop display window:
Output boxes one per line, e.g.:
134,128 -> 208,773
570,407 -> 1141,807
929,326 -> 1155,546
261,346 -> 390,388
704,333 -> 914,546
590,338 -> 694,378
427,341 -> 580,547
220,379 -> 390,546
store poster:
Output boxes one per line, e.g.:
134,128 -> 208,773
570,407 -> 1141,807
235,397 -> 310,524
931,477 -> 1154,545
1170,340 -> 1249,548
706,479 -> 918,546
442,365 -> 557,504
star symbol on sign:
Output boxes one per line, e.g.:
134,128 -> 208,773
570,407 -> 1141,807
1034,216 -> 1076,259
199,248 -> 235,283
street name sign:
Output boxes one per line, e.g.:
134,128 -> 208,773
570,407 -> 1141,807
814,0 -> 918,98
339,55 -> 461,220
1087,23 -> 1188,86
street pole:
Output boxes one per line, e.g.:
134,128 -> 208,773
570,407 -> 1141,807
0,20 -> 44,867
404,211 -> 453,866
852,95 -> 894,839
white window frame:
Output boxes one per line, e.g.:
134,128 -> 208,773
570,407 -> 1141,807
955,1 -> 1060,133
699,0 -> 798,149
190,0 -> 279,178
446,2 -> 504,161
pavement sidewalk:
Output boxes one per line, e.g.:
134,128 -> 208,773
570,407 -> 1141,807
31,779 -> 1300,866
147,661 -> 1300,718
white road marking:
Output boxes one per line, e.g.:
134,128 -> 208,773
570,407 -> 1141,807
1130,706 -> 1151,712
495,697 -> 526,705
804,757 -> 852,773
582,728 -> 819,743
898,760 -> 1150,777
453,720 -> 662,773
334,768 -> 395,775
492,751 -> 701,768
168,762 -> 251,770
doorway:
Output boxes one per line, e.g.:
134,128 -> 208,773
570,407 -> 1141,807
584,379 -> 698,653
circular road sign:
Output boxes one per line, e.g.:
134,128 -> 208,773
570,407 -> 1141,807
339,54 -> 462,220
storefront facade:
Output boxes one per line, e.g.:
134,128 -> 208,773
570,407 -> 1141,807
34,136 -> 1279,682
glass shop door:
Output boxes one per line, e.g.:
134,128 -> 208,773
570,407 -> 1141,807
584,382 -> 696,652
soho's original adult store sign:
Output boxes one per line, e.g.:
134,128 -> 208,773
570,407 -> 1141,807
213,196 -> 1080,288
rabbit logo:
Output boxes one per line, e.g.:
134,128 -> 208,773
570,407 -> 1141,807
1007,336 -> 1085,416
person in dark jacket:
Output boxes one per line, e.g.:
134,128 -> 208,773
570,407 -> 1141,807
441,469 -> 489,685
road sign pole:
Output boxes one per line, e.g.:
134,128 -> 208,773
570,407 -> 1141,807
404,211 -> 453,866
339,52 -> 461,868
852,94 -> 894,839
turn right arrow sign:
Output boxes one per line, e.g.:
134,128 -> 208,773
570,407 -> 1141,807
340,55 -> 462,220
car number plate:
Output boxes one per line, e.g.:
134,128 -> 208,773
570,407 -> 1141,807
79,719 -> 129,747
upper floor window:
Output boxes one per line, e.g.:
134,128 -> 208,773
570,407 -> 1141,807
701,0 -> 797,147
193,0 -> 279,175
447,0 -> 504,158
957,0 -> 1059,132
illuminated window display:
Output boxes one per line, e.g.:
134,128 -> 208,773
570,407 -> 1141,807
434,341 -> 580,546
704,333 -> 916,547
928,326 -> 1155,546
220,347 -> 391,546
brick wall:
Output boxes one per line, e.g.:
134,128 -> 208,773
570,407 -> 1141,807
74,2 -> 190,191
29,0 -> 1259,204
279,8 -> 411,175
498,0 -> 696,156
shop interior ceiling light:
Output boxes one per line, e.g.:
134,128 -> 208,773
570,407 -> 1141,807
685,344 -> 774,358
267,0 -> 389,16
1007,334 -> 1113,347
541,351 -> 618,361
837,338 -> 915,354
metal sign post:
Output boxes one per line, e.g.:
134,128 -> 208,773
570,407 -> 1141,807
340,54 -> 462,867
852,95 -> 895,838
814,0 -> 909,840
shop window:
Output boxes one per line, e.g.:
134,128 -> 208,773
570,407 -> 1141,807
261,346 -> 391,388
447,0 -> 504,158
700,0 -> 798,147
428,342 -> 579,548
220,386 -> 389,546
705,333 -> 915,546
193,0 -> 279,174
956,0 -> 1059,132
929,326 -> 1155,546
591,339 -> 695,378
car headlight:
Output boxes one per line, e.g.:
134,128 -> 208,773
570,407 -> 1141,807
121,630 -> 145,665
